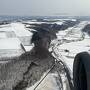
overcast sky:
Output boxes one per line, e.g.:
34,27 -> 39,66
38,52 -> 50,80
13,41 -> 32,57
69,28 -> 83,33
0,0 -> 90,16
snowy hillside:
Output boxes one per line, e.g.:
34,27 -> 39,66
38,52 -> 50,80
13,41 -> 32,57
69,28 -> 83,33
0,18 -> 90,90
0,22 -> 34,52
50,21 -> 90,72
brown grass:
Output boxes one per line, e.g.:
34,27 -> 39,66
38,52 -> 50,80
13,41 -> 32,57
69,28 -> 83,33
0,47 -> 55,90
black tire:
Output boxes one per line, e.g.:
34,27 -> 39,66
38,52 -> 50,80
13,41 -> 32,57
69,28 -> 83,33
73,53 -> 87,90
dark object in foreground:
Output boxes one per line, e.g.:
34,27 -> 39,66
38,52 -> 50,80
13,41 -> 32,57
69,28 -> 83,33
73,52 -> 90,90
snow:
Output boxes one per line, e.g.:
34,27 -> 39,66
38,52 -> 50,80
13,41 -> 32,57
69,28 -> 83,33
0,20 -> 90,89
24,21 -> 47,24
26,73 -> 60,90
0,24 -> 11,28
25,20 -> 64,25
59,39 -> 90,54
57,39 -> 90,71
54,21 -> 64,25
10,23 -> 33,37
0,33 -> 7,38
0,38 -> 24,58
0,38 -> 22,49
0,25 -> 14,32
24,45 -> 34,51
0,22 -> 34,51
52,21 -> 90,72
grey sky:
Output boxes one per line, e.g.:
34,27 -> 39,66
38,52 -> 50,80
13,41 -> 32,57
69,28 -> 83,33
0,0 -> 90,16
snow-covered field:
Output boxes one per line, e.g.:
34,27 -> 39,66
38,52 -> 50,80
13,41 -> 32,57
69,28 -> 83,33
50,21 -> 90,72
0,22 -> 34,52
0,19 -> 90,90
